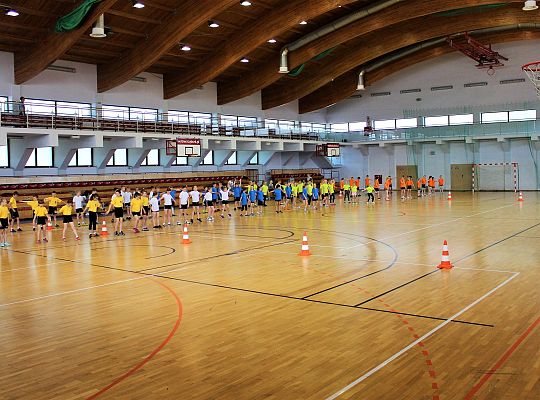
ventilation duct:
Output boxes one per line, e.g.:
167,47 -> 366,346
356,70 -> 365,90
90,14 -> 106,38
431,85 -> 453,91
279,0 -> 405,73
500,78 -> 526,84
464,82 -> 488,87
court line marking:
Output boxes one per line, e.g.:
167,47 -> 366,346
324,272 -> 520,400
310,203 -> 515,249
463,314 -> 540,399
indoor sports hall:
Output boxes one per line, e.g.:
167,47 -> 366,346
0,1 -> 539,400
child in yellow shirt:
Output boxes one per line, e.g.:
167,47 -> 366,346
0,198 -> 11,247
34,199 -> 50,244
58,199 -> 80,241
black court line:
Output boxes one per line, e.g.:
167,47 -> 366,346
4,248 -> 490,328
354,270 -> 439,307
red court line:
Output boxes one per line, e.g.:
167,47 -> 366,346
463,314 -> 540,400
86,278 -> 184,399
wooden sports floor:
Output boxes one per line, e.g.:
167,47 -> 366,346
1,192 -> 539,400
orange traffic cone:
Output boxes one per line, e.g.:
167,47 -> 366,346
299,231 -> 311,256
518,192 -> 524,202
100,221 -> 109,237
47,221 -> 53,231
447,191 -> 452,201
437,240 -> 453,269
182,223 -> 191,244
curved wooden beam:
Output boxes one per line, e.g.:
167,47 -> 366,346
97,0 -> 238,93
163,0 -> 356,99
261,5 -> 540,109
14,0 -> 117,84
299,30 -> 540,114
217,0 -> 521,105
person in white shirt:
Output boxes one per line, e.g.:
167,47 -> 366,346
73,191 -> 86,226
177,186 -> 190,225
122,188 -> 133,220
219,187 -> 232,218
160,188 -> 174,226
190,186 -> 202,223
149,193 -> 161,228
203,187 -> 214,221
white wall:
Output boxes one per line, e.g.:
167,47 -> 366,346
0,51 -> 325,123
326,40 -> 540,122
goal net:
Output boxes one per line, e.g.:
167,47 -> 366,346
472,163 -> 519,192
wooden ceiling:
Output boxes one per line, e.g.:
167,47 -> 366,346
1,0 -> 539,113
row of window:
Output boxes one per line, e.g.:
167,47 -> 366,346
331,109 -> 538,132
0,144 -> 259,168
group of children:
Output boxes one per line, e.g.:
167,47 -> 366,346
0,174 -> 446,246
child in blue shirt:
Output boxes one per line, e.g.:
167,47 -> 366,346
273,187 -> 283,213
240,190 -> 248,216
249,189 -> 257,216
312,185 -> 319,210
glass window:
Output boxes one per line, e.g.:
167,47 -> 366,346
189,112 -> 212,126
248,152 -> 259,165
311,123 -> 327,132
225,152 -> 237,165
481,111 -> 508,123
238,116 -> 257,128
509,109 -> 536,121
26,147 -> 53,167
168,110 -> 190,124
173,156 -> 188,166
107,148 -> 128,166
396,118 -> 418,129
0,96 -> 7,113
374,119 -> 396,130
449,114 -> 474,125
57,101 -> 92,117
221,115 -> 238,127
425,115 -> 449,127
141,149 -> 159,166
130,107 -> 157,122
349,122 -> 367,131
25,99 -> 56,115
265,119 -> 278,129
331,123 -> 349,132
0,144 -> 8,167
69,148 -> 93,167
279,120 -> 295,129
201,150 -> 214,165
102,105 -> 129,120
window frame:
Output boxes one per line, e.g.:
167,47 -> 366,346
107,148 -> 128,167
225,151 -> 237,165
68,148 -> 93,167
25,147 -> 54,168
141,149 -> 160,166
0,140 -> 9,168
248,152 -> 259,165
200,150 -> 214,165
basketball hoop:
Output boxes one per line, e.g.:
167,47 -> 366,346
522,61 -> 540,97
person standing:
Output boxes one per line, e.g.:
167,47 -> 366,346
8,191 -> 21,232
58,199 -> 80,241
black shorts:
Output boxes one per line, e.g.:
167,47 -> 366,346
48,206 -> 57,215
400,187 -> 406,190
375,188 -> 379,191
422,184 -> 426,189
114,207 -> 124,219
234,197 -> 240,202
180,204 -> 188,210
63,215 -> 73,224
388,185 -> 393,190
407,186 -> 412,190
164,205 -> 172,210
191,202 -> 200,207
275,198 -> 282,203
76,208 -> 83,213
222,200 -> 229,205
124,202 -> 131,208
142,206 -> 149,215
37,216 -> 46,226
257,200 -> 264,206
10,209 -> 19,218
132,211 -> 141,217
206,200 -> 214,206
241,205 -> 248,211
0,218 -> 8,229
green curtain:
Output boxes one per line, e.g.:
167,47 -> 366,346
288,47 -> 336,77
55,0 -> 102,33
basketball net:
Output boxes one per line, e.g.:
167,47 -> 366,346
522,61 -> 540,98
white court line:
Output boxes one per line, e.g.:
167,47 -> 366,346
310,203 -> 515,249
324,272 -> 520,400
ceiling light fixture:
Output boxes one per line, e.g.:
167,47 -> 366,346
132,1 -> 145,8
240,1 -> 252,6
267,38 -> 277,43
5,8 -> 19,16
240,57 -> 249,63
89,14 -> 107,38
523,0 -> 538,10
208,20 -> 220,28
180,44 -> 191,51
299,20 -> 307,25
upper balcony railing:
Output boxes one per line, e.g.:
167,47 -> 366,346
320,119 -> 540,143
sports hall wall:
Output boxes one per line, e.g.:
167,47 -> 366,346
330,40 -> 540,190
